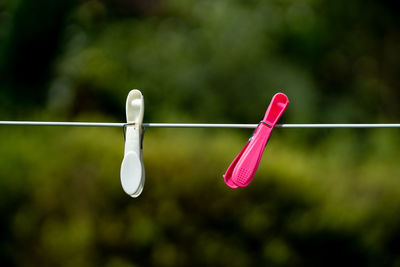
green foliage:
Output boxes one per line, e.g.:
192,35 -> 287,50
1,125 -> 400,266
55,0 -> 318,123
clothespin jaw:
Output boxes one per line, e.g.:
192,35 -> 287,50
120,89 -> 145,197
224,93 -> 289,189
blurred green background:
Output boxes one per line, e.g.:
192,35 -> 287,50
1,0 -> 400,266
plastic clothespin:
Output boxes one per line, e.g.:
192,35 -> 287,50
120,89 -> 145,197
223,93 -> 289,188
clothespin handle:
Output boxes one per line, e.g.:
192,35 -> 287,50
231,122 -> 272,187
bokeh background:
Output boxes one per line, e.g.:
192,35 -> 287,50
1,0 -> 400,266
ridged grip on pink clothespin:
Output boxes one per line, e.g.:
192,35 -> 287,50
223,93 -> 289,188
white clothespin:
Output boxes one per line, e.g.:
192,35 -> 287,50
120,89 -> 145,197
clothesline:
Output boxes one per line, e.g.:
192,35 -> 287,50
0,121 -> 400,128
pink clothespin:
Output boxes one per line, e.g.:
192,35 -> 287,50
223,93 -> 289,188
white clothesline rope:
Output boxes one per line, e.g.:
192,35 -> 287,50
0,121 -> 400,128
